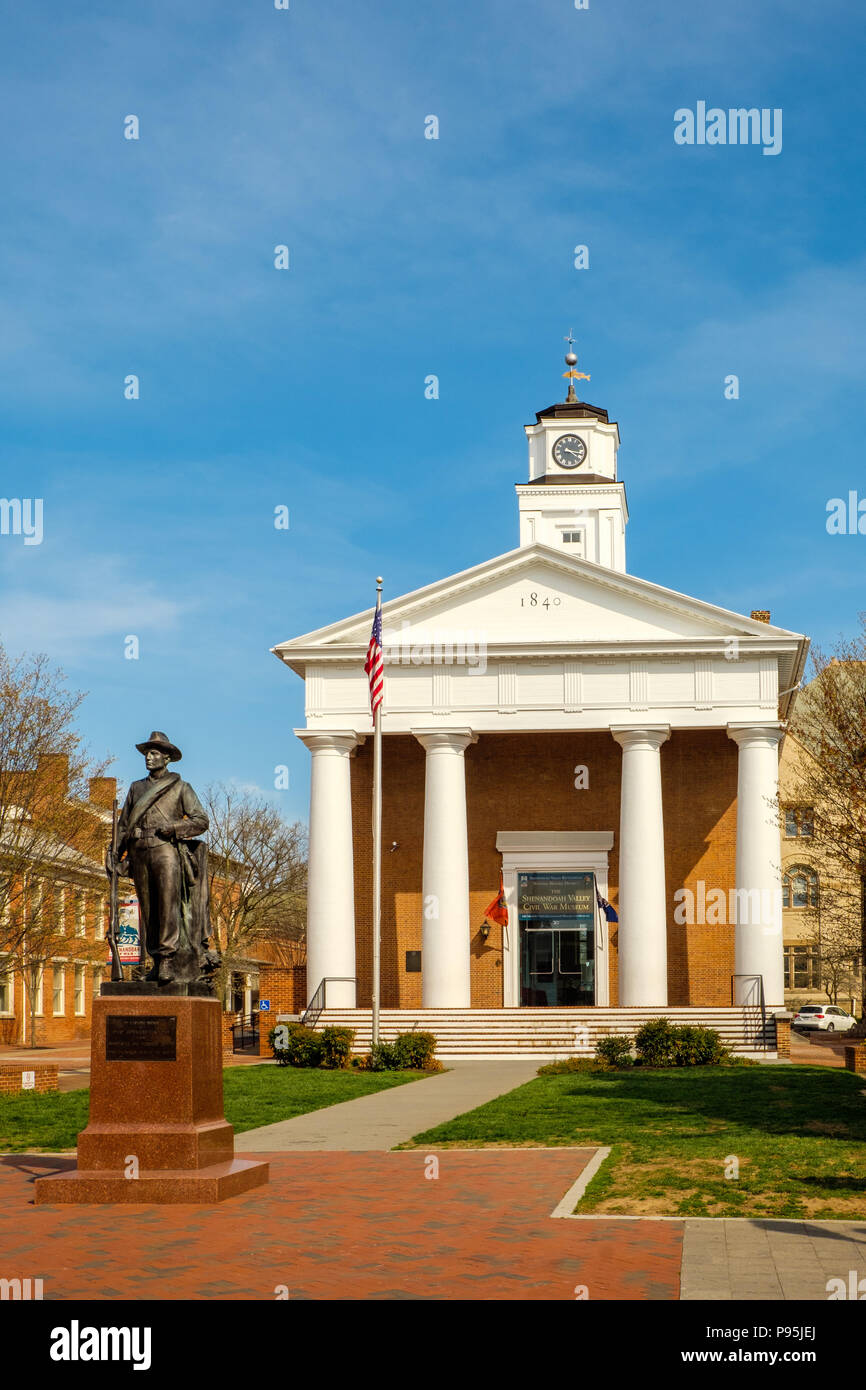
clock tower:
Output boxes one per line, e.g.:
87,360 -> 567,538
516,344 -> 627,572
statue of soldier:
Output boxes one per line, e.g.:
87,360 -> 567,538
108,731 -> 217,986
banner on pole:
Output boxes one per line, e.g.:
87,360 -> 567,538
109,896 -> 142,965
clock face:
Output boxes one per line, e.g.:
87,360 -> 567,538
552,434 -> 587,469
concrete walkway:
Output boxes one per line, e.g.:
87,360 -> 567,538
681,1218 -> 866,1300
234,1060 -> 539,1152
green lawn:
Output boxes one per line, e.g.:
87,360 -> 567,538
0,1067 -> 426,1153
405,1064 -> 866,1219
223,1065 -> 423,1134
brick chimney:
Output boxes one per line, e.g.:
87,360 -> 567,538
36,753 -> 70,795
750,610 -> 771,624
88,776 -> 117,810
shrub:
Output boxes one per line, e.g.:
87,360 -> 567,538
357,1031 -> 440,1071
634,1018 -> 730,1068
320,1026 -> 356,1069
269,1022 -> 323,1068
392,1031 -> 438,1070
595,1034 -> 635,1068
672,1024 -> 728,1067
365,1040 -> 401,1071
634,1017 -> 678,1067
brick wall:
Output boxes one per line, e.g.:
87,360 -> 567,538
221,1011 -> 236,1057
259,965 -> 306,1016
256,966 -> 305,1054
0,1064 -> 58,1094
351,728 -> 738,1008
663,730 -> 738,1006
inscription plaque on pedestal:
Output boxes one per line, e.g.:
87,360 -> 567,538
106,1013 -> 177,1062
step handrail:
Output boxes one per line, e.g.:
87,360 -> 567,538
731,974 -> 768,1049
300,977 -> 358,1029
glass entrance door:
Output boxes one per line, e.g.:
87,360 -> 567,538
518,872 -> 595,1006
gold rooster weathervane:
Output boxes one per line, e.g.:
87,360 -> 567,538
563,329 -> 591,403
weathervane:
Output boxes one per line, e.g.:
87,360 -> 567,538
562,329 -> 591,403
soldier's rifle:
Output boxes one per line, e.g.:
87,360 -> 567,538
107,797 -> 124,982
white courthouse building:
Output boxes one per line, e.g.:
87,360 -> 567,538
273,364 -> 809,1055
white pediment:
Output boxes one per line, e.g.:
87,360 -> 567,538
274,544 -> 804,658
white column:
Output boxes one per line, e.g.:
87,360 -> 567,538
413,729 -> 477,1008
728,724 -> 785,1008
296,730 -> 362,1008
612,726 -> 670,1006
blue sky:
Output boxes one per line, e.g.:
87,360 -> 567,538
0,0 -> 863,818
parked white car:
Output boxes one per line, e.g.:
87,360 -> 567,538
792,1005 -> 858,1032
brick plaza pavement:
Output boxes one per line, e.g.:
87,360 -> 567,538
0,1148 -> 682,1301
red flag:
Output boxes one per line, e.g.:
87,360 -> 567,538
483,870 -> 509,929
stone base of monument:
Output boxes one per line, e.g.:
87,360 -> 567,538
35,995 -> 269,1205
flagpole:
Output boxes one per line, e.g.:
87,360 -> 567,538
371,577 -> 383,1048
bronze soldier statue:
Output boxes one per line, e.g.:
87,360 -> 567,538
107,731 -> 217,986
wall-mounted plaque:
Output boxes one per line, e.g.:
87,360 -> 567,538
106,1014 -> 177,1062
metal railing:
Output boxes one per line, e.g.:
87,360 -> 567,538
731,974 -> 769,1050
231,1013 -> 260,1053
301,977 -> 357,1029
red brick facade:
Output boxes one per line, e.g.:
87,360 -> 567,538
0,895 -> 111,1047
0,1064 -> 58,1095
351,728 -> 738,1008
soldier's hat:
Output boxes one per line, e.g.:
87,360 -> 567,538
135,730 -> 182,762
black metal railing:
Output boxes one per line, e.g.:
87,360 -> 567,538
300,977 -> 357,1029
231,1013 -> 260,1053
731,974 -> 769,1050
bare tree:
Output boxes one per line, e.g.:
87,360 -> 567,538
0,646 -> 112,1040
203,783 -> 307,1005
796,880 -> 862,1007
788,625 -> 866,1012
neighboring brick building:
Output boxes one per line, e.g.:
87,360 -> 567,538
0,763 -> 117,1047
274,360 -> 811,1020
778,707 -> 862,1016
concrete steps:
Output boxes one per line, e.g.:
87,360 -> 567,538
298,1006 -> 776,1060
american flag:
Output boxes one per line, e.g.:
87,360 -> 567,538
365,605 -> 384,716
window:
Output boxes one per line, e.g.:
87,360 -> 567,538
55,884 -> 66,935
73,964 -> 85,1016
562,531 -> 583,544
0,962 -> 12,1014
75,891 -> 86,937
33,967 -> 43,1016
783,866 -> 819,909
52,965 -> 65,1015
784,944 -> 821,990
784,807 -> 814,838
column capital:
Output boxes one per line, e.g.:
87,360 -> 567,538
412,728 -> 478,754
727,722 -> 785,749
611,725 -> 670,751
294,729 -> 365,756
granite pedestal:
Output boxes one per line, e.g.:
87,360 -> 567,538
35,994 -> 269,1204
